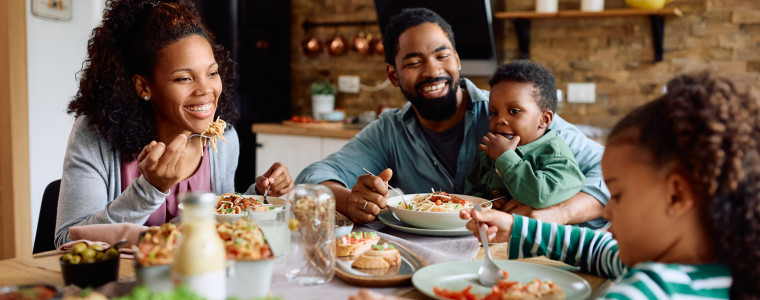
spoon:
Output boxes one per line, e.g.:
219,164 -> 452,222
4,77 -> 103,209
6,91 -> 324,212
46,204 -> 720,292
111,239 -> 128,250
474,204 -> 504,287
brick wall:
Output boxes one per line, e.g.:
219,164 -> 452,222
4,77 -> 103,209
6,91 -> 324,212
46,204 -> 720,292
290,0 -> 760,128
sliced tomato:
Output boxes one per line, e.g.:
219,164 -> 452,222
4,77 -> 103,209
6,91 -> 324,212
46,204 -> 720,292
302,116 -> 313,123
291,116 -> 300,123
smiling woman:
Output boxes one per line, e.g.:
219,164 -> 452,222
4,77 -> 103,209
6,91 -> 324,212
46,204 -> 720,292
55,0 -> 293,248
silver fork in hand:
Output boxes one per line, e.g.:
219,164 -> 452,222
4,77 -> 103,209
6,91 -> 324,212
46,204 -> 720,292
186,133 -> 216,151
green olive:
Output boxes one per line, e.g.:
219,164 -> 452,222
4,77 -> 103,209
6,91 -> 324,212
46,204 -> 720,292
71,243 -> 88,255
61,253 -> 73,262
89,244 -> 104,252
81,256 -> 96,264
95,252 -> 108,262
69,255 -> 82,264
80,248 -> 96,260
105,248 -> 119,260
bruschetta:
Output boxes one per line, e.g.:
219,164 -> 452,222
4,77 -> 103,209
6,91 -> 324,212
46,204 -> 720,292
351,243 -> 401,269
336,231 -> 381,257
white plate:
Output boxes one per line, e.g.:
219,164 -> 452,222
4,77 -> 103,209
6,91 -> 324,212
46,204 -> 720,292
387,194 -> 490,230
377,211 -> 472,237
413,260 -> 592,300
178,195 -> 286,223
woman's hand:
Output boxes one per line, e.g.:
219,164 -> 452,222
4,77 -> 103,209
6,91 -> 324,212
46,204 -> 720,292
460,208 -> 515,244
137,134 -> 189,193
256,162 -> 293,197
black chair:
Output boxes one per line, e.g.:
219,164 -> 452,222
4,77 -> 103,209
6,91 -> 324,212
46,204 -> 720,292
33,179 -> 61,254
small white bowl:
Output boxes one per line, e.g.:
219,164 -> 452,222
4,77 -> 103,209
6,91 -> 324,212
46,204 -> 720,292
335,219 -> 354,237
179,195 -> 286,223
386,194 -> 490,230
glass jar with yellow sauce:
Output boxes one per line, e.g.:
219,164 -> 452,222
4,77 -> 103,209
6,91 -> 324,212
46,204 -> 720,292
172,192 -> 226,300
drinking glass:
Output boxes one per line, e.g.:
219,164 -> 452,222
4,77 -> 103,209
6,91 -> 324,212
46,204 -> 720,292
248,205 -> 289,257
284,184 -> 336,285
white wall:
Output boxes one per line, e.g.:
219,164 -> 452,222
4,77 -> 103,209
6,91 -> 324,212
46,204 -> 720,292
27,0 -> 106,247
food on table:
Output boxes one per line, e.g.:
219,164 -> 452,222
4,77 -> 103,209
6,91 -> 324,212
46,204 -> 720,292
62,288 -> 107,300
199,116 -> 228,155
336,231 -> 380,256
112,285 -> 204,300
134,219 -> 272,266
290,115 -> 314,123
433,271 -> 565,300
216,193 -> 268,214
351,243 -> 401,269
216,218 -> 273,260
134,223 -> 180,266
59,242 -> 118,265
399,189 -> 473,212
0,285 -> 59,300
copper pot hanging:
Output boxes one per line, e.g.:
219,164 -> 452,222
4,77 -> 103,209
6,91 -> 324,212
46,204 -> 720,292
326,27 -> 347,56
351,29 -> 372,56
372,36 -> 384,56
300,34 -> 323,57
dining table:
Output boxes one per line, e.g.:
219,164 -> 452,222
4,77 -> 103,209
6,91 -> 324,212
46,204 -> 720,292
0,242 -> 610,300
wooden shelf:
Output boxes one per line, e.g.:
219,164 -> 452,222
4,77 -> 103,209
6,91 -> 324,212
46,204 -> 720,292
493,7 -> 682,19
493,7 -> 682,62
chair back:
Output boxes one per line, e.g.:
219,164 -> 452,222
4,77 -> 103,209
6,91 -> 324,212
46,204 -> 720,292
33,179 -> 61,254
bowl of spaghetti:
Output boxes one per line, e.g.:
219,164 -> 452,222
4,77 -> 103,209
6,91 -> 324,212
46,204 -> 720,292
178,193 -> 286,223
387,191 -> 490,230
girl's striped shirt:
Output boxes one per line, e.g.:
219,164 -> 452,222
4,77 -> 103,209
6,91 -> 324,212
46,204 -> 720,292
508,215 -> 732,299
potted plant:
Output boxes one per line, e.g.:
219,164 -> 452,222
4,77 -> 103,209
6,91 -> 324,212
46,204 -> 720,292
311,79 -> 337,120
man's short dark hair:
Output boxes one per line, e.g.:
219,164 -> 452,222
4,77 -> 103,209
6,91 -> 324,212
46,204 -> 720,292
489,60 -> 558,113
382,8 -> 455,66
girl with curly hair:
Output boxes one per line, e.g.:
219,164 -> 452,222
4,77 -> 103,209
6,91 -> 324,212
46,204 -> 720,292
55,0 -> 293,247
441,72 -> 760,299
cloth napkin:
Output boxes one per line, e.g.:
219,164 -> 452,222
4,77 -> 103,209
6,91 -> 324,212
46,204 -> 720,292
59,223 -> 148,259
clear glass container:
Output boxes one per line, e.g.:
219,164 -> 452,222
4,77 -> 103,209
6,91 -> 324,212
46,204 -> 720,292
173,192 -> 226,300
285,184 -> 336,285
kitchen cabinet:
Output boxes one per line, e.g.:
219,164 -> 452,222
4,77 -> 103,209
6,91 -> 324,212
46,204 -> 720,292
255,133 -> 351,180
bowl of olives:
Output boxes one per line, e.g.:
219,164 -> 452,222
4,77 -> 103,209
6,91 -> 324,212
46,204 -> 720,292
60,242 -> 120,288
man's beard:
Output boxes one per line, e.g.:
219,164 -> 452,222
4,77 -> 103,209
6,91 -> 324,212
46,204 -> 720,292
401,76 -> 459,122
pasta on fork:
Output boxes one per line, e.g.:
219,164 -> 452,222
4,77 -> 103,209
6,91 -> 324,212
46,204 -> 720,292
199,116 -> 228,155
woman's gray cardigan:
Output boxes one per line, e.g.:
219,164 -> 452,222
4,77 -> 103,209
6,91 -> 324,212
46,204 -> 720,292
55,116 -> 256,247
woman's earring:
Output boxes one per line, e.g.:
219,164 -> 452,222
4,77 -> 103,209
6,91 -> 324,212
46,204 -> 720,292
144,95 -> 150,101
668,208 -> 675,216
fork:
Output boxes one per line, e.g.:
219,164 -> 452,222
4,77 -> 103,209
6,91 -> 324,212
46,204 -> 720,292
185,133 -> 216,151
359,166 -> 408,208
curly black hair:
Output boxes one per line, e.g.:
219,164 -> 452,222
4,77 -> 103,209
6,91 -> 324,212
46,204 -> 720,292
382,8 -> 455,66
67,0 -> 238,162
609,72 -> 760,299
488,60 -> 558,113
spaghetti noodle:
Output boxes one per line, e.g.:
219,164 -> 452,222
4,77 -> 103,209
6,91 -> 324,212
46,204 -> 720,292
398,189 -> 473,212
216,193 -> 268,214
200,117 -> 228,156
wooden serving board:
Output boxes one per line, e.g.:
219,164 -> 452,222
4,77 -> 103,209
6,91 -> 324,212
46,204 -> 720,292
281,120 -> 344,129
334,239 -> 427,288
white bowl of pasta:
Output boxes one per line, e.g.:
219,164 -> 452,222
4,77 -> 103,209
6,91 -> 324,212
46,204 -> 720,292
178,194 -> 286,224
386,192 -> 490,230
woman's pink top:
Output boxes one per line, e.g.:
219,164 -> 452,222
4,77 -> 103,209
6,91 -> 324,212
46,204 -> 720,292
120,146 -> 211,226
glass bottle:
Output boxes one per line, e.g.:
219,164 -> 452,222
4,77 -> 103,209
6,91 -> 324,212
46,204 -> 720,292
172,192 -> 226,300
285,184 -> 336,285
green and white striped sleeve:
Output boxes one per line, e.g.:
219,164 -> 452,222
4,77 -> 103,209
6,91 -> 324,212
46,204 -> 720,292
508,215 -> 628,280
